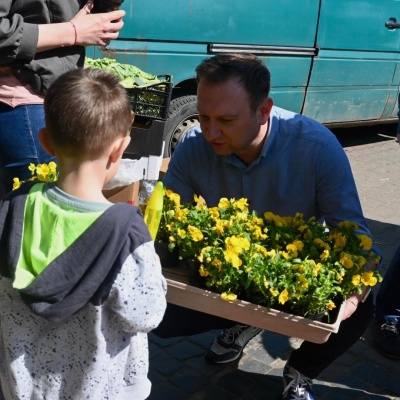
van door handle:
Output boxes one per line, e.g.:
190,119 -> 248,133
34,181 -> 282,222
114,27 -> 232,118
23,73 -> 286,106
385,18 -> 400,29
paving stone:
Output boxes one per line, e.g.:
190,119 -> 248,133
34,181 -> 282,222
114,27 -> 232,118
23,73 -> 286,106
169,368 -> 211,394
151,352 -> 185,376
164,340 -> 206,360
147,382 -> 188,400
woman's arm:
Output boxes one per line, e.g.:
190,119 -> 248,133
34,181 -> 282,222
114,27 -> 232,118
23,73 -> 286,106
37,7 -> 125,52
0,1 -> 125,62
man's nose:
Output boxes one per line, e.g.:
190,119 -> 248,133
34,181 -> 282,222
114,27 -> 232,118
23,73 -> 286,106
203,121 -> 220,140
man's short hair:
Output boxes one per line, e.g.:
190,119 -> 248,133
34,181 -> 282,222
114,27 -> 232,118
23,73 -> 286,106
44,67 -> 133,159
195,53 -> 271,112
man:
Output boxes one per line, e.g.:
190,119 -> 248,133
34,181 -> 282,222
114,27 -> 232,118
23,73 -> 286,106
373,93 -> 400,359
154,53 -> 380,400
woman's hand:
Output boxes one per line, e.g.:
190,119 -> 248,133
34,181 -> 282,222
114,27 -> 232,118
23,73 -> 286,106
36,1 -> 125,52
71,5 -> 125,47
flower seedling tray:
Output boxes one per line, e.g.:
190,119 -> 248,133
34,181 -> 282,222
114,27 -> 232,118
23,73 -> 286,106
162,266 -> 345,344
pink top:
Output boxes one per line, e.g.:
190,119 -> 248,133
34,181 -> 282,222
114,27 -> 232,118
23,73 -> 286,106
0,67 -> 44,107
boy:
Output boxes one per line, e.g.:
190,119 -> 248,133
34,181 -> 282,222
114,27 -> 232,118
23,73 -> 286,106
0,68 -> 167,400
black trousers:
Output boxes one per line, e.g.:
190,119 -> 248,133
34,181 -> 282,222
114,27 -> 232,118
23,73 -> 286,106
153,293 -> 374,379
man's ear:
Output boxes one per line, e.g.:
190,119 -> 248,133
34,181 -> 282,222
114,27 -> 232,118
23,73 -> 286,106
109,135 -> 131,163
258,97 -> 273,126
38,128 -> 56,156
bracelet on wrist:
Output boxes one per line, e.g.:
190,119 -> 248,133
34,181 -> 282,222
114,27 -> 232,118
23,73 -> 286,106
70,21 -> 78,46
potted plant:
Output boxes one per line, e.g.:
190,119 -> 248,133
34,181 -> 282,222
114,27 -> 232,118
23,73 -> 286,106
156,189 -> 382,320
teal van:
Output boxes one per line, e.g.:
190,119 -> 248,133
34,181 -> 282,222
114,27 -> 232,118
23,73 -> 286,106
91,0 -> 400,156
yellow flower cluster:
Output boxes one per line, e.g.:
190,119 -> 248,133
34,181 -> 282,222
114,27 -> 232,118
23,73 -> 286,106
13,162 -> 58,190
157,190 -> 382,318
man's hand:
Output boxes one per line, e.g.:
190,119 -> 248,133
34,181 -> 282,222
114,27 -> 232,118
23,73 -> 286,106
342,287 -> 370,320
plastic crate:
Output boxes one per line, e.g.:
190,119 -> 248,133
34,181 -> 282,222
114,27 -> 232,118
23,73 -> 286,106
126,75 -> 172,120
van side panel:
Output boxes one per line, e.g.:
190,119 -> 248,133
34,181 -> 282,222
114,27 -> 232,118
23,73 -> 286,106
302,0 -> 400,122
97,0 -> 321,114
121,0 -> 319,47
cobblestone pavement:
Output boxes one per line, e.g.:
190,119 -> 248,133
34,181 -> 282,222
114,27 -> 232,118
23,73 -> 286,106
148,124 -> 400,400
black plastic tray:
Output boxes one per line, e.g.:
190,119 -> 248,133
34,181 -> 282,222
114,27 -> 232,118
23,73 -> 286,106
126,75 -> 172,120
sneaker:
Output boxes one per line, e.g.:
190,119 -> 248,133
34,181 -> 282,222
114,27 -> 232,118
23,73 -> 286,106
282,364 -> 315,400
205,324 -> 262,363
373,320 -> 400,359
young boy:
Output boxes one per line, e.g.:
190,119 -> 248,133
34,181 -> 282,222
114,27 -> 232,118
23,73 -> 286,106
0,68 -> 167,400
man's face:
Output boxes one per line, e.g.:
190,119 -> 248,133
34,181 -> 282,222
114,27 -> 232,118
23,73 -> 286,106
197,78 -> 272,164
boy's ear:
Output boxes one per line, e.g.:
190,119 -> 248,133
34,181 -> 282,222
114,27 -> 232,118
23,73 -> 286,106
109,134 -> 131,163
38,128 -> 56,156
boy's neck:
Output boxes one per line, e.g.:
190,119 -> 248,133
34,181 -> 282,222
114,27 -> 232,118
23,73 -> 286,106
55,159 -> 111,203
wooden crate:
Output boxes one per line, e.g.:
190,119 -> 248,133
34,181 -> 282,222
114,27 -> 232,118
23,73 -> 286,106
163,267 -> 345,344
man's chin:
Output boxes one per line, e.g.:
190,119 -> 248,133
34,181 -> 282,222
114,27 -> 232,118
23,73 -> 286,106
211,143 -> 231,156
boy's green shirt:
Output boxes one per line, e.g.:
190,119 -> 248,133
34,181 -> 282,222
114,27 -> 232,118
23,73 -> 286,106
15,183 -> 103,289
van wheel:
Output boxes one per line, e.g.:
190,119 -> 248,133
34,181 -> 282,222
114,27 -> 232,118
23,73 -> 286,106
163,95 -> 199,157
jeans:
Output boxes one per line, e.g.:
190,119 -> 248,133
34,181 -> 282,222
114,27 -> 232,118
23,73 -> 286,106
0,103 -> 55,198
375,243 -> 400,324
153,294 -> 374,379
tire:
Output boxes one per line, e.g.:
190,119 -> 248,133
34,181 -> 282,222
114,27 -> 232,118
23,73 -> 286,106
163,95 -> 199,157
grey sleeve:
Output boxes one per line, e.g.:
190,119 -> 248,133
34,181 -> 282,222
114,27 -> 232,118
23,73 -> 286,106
0,3 -> 38,64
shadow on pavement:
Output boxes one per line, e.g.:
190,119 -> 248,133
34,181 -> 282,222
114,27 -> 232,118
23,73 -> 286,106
332,123 -> 397,148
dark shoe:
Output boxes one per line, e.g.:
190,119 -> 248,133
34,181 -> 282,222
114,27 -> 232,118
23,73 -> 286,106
282,364 -> 315,400
205,324 -> 262,363
373,320 -> 400,359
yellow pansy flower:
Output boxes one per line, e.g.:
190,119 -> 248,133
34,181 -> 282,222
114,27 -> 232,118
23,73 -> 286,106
28,163 -> 36,174
233,198 -> 249,211
358,234 -> 373,251
293,240 -> 304,252
279,289 -> 289,305
286,243 -> 298,258
223,249 -> 242,268
188,225 -> 203,242
296,275 -> 309,291
199,265 -> 210,277
340,252 -> 353,269
225,235 -> 250,254
270,287 -> 279,297
177,228 -> 186,238
352,274 -> 361,286
12,177 -> 22,190
320,249 -> 330,260
166,189 -> 180,206
48,161 -> 57,172
221,292 -> 237,301
209,207 -> 220,219
327,300 -> 336,310
218,198 -> 230,209
334,232 -> 346,249
361,271 -> 378,286
339,221 -> 359,230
